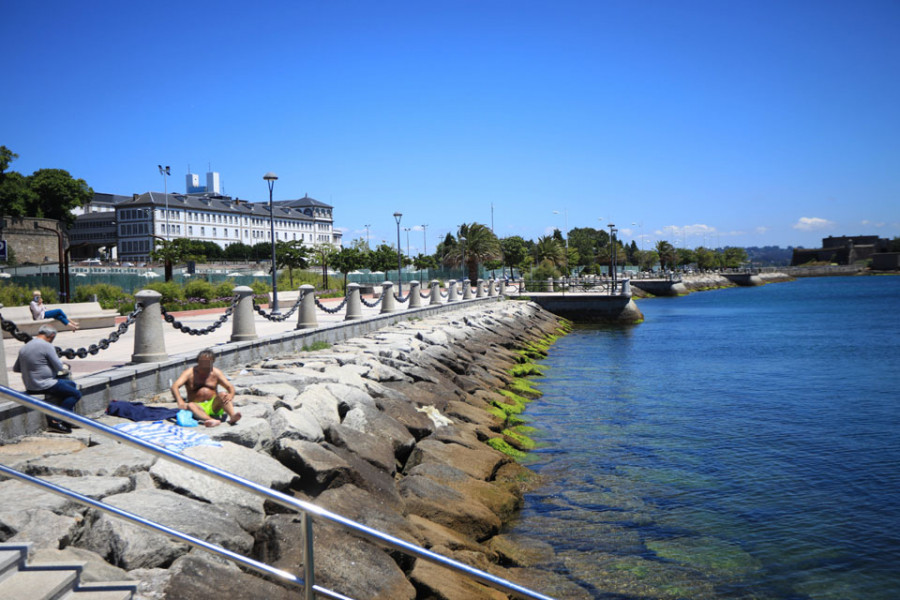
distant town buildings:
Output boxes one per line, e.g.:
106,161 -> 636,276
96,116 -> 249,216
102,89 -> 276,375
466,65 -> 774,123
68,171 -> 342,263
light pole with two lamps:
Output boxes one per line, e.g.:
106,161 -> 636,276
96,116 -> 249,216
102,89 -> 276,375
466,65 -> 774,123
158,165 -> 170,241
393,212 -> 403,295
264,172 -> 279,314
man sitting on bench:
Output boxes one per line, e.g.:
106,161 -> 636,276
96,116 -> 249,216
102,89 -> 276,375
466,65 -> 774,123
13,324 -> 81,433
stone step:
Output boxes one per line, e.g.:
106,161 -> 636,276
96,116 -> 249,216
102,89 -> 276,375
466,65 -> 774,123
0,545 -> 135,600
0,568 -> 76,600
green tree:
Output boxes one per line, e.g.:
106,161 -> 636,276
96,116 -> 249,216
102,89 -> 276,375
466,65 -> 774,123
500,235 -> 529,273
0,146 -> 16,174
412,253 -> 438,272
310,243 -> 338,289
442,222 -> 501,285
367,243 -> 400,273
634,249 -> 659,271
676,248 -> 696,268
27,169 -> 93,224
150,237 -> 196,281
276,240 -> 310,288
224,242 -> 253,260
331,246 -> 367,292
695,246 -> 720,270
533,235 -> 565,268
722,247 -> 748,268
655,240 -> 677,270
568,227 -> 610,267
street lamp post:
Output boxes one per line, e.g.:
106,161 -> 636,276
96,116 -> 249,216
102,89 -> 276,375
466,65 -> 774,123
393,212 -> 403,294
158,165 -> 170,241
364,224 -> 371,250
609,223 -> 618,291
404,227 -> 411,259
421,224 -> 428,255
459,236 -> 466,285
264,172 -> 279,314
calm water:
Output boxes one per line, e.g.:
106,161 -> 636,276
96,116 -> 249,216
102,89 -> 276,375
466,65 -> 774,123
511,276 -> 900,599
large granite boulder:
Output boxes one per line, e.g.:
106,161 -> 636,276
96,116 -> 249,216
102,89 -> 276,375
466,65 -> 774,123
21,443 -> 156,478
398,475 -> 501,541
258,514 -> 416,600
75,488 -> 254,570
403,438 -> 510,481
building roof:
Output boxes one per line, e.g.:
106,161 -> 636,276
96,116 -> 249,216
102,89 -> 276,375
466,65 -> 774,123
119,192 -> 332,221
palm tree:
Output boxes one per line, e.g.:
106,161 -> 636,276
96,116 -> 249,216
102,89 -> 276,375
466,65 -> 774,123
534,235 -> 565,269
655,240 -> 676,270
442,223 -> 501,285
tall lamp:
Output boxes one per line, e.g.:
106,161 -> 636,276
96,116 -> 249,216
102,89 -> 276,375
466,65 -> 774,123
264,172 -> 279,313
158,165 -> 170,240
393,212 -> 403,294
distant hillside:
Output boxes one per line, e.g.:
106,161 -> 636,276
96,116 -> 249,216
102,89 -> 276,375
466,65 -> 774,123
744,246 -> 795,266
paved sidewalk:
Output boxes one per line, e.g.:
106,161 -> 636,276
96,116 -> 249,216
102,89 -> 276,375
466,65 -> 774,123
3,296 -> 399,393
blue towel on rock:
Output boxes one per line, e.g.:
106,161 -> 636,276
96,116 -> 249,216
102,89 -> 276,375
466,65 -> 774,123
114,421 -> 221,453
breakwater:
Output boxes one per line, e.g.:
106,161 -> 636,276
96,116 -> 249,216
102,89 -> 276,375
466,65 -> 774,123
631,271 -> 793,298
0,300 -> 572,599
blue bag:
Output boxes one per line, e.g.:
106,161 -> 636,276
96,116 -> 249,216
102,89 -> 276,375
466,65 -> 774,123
176,410 -> 199,427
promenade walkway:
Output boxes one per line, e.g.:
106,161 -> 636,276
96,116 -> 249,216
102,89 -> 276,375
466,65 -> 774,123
3,295 -> 413,394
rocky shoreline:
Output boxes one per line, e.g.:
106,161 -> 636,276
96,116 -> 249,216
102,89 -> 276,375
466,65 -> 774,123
0,300 -> 586,600
631,271 -> 794,298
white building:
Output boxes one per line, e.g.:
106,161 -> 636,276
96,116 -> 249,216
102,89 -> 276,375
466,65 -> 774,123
113,171 -> 342,263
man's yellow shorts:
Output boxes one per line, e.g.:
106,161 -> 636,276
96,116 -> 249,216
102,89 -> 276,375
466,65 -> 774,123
196,396 -> 225,420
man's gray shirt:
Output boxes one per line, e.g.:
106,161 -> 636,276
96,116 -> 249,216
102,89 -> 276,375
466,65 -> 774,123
13,338 -> 63,391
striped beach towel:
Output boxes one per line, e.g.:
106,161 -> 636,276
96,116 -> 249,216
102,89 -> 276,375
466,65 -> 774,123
114,421 -> 222,453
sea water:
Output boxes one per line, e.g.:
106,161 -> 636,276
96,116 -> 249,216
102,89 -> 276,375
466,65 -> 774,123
511,276 -> 900,599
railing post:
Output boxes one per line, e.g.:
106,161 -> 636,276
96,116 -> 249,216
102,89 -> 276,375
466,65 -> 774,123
488,279 -> 497,297
345,283 -> 362,320
296,285 -> 317,330
0,304 -> 7,386
429,280 -> 442,305
462,279 -> 473,300
380,281 -> 398,313
131,289 -> 167,363
408,280 -> 421,308
476,278 -> 485,298
447,280 -> 458,302
230,286 -> 257,342
302,512 -> 315,600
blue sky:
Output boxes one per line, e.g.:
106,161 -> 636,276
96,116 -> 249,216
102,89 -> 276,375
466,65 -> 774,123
3,0 -> 898,253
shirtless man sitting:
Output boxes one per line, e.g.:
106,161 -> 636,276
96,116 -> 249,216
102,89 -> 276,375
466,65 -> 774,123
170,349 -> 242,427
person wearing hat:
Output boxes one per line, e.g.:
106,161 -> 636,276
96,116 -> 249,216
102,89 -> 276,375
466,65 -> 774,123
29,290 -> 79,331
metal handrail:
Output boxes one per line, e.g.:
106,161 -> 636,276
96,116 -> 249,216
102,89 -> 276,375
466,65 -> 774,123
0,386 -> 555,600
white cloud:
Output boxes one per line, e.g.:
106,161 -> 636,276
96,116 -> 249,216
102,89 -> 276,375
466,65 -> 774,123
755,226 -> 770,235
657,224 -> 717,238
861,220 -> 870,225
793,217 -> 835,231
620,228 -> 634,236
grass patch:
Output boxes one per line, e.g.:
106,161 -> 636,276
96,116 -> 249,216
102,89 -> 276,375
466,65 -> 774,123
486,437 -> 527,460
501,428 -> 536,451
301,341 -> 331,352
507,363 -> 545,378
508,378 -> 543,399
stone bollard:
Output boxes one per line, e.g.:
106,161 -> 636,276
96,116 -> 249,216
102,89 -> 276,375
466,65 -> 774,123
488,278 -> 497,297
132,290 -> 167,363
345,283 -> 363,320
476,278 -> 485,298
621,278 -> 631,297
545,277 -> 554,292
430,280 -> 442,305
462,279 -> 473,300
296,284 -> 318,330
0,304 -> 7,386
448,280 -> 458,302
230,286 -> 258,342
408,280 -> 421,308
380,281 -> 398,313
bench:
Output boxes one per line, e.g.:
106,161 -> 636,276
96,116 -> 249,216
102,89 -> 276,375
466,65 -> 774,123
0,302 -> 119,339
